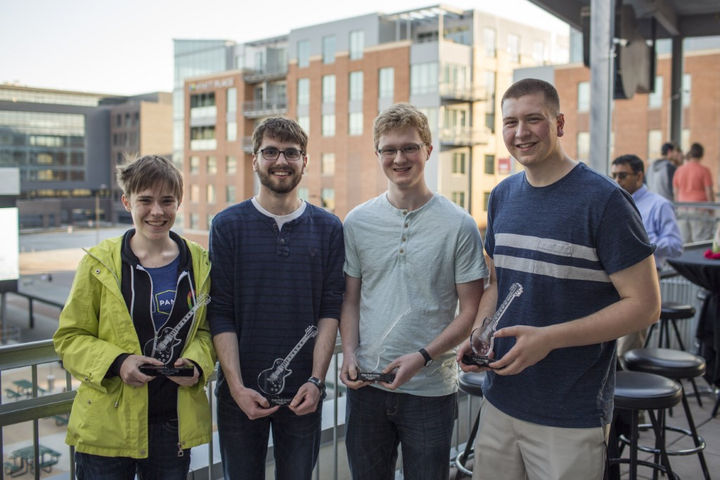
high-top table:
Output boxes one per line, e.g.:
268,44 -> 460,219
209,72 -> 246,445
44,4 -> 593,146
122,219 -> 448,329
668,248 -> 720,416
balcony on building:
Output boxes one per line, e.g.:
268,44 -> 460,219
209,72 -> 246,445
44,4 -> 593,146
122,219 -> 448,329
242,97 -> 288,118
438,127 -> 489,147
439,83 -> 486,103
240,37 -> 288,84
242,136 -> 254,154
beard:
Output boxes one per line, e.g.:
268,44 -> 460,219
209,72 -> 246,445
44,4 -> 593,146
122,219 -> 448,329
257,167 -> 303,195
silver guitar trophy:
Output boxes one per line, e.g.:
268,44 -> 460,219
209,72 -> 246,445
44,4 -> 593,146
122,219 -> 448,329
462,283 -> 523,367
144,293 -> 211,363
257,325 -> 318,406
350,307 -> 411,383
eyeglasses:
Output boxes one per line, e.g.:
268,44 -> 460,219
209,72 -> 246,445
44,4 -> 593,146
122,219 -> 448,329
610,172 -> 637,180
377,143 -> 426,160
257,148 -> 304,161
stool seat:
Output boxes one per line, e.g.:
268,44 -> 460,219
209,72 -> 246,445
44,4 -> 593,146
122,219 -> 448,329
660,302 -> 695,320
614,371 -> 682,411
458,372 -> 485,397
624,348 -> 706,379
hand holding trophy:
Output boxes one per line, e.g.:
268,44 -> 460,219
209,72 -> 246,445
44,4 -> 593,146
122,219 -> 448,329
350,307 -> 412,383
462,283 -> 523,367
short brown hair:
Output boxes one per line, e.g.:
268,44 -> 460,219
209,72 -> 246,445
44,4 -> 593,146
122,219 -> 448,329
252,117 -> 308,154
116,154 -> 183,201
502,78 -> 561,116
373,103 -> 432,151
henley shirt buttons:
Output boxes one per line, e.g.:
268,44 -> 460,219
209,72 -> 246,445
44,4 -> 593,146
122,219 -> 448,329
402,237 -> 406,242
402,211 -> 408,216
399,249 -> 405,254
404,223 -> 409,228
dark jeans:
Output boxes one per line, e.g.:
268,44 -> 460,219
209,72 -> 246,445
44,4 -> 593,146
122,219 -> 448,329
217,395 -> 322,480
345,386 -> 457,480
75,419 -> 191,480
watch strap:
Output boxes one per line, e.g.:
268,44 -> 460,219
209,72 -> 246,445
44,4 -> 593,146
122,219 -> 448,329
419,348 -> 433,366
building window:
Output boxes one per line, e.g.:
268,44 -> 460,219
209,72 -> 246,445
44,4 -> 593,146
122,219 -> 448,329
189,213 -> 200,230
207,156 -> 217,174
483,28 -> 496,58
322,35 -> 336,64
681,128 -> 690,153
533,40 -> 545,65
190,156 -> 200,174
452,191 -> 466,208
578,81 -> 590,112
507,34 -> 520,63
322,75 -> 336,104
226,121 -> 237,141
484,154 -> 495,174
648,76 -> 663,109
349,113 -> 363,136
349,72 -> 363,101
379,68 -> 394,100
485,71 -> 496,133
298,115 -> 310,134
226,156 -> 236,174
411,62 -> 438,95
297,78 -> 310,106
647,130 -> 662,160
577,132 -> 590,163
321,188 -> 335,212
321,153 -> 335,176
227,88 -> 237,113
322,114 -> 336,137
226,185 -> 236,204
207,184 -> 216,204
298,187 -> 309,201
349,30 -> 364,60
452,152 -> 466,174
297,40 -> 310,68
682,73 -> 691,108
116,114 -> 122,127
190,185 -> 200,203
483,192 -> 491,211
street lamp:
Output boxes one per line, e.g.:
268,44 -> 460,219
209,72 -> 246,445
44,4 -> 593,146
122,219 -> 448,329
95,184 -> 107,244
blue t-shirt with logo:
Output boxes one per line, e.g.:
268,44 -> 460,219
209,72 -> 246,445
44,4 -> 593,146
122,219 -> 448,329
145,256 -> 180,330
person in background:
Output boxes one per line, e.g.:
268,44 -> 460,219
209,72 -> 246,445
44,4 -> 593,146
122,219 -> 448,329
209,117 -> 344,480
611,154 -> 683,359
459,78 -> 660,480
646,142 -> 680,201
673,142 -> 715,243
54,155 -> 214,479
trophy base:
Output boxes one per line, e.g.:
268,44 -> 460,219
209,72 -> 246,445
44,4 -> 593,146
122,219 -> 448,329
352,371 -> 396,383
461,354 -> 495,368
267,396 -> 293,406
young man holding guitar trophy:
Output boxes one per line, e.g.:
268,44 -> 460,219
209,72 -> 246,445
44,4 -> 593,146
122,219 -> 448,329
209,117 -> 344,480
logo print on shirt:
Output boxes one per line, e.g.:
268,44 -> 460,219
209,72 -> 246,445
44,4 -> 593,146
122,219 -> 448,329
153,289 -> 176,316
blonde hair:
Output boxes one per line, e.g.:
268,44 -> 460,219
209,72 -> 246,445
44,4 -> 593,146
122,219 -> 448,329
373,103 -> 432,150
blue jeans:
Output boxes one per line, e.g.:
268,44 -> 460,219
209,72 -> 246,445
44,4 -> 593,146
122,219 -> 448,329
217,395 -> 322,480
345,386 -> 457,480
75,419 -> 191,480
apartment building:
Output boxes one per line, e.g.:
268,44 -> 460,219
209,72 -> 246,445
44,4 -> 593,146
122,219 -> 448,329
548,38 -> 720,182
180,5 -> 569,245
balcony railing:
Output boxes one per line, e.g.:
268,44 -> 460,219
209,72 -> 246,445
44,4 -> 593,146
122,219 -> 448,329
242,98 -> 288,118
439,83 -> 486,102
243,64 -> 288,84
438,127 -> 489,146
190,139 -> 217,151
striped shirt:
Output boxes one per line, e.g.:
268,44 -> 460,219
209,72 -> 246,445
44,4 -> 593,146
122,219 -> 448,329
483,163 -> 654,428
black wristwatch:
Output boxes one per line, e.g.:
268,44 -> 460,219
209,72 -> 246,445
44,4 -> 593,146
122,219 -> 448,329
419,348 -> 433,367
308,376 -> 327,400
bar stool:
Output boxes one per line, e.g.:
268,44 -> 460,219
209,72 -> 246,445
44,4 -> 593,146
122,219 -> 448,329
609,371 -> 682,480
644,302 -> 695,351
453,371 -> 485,480
623,348 -> 711,480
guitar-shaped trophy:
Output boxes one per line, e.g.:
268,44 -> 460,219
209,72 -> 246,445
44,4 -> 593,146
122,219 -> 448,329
462,283 -> 523,367
257,325 -> 318,406
144,293 -> 211,363
351,307 -> 412,383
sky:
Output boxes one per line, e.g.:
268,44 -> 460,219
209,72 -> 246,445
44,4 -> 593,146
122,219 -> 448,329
0,0 -> 569,96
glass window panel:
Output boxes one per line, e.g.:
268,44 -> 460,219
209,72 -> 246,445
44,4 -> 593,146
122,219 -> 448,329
321,153 -> 335,176
322,114 -> 335,137
648,76 -> 663,109
484,28 -> 496,57
578,81 -> 590,112
349,30 -> 364,60
323,35 -> 336,64
322,75 -> 336,104
507,34 -> 520,63
349,72 -> 363,101
297,40 -> 310,68
297,78 -> 310,106
349,113 -> 363,136
379,68 -> 394,99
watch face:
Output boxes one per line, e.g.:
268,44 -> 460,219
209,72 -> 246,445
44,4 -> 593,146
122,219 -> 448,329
425,359 -> 433,367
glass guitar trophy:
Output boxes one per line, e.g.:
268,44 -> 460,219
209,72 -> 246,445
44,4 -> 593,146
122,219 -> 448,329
144,293 -> 210,363
257,325 -> 318,406
350,307 -> 411,383
462,283 -> 523,367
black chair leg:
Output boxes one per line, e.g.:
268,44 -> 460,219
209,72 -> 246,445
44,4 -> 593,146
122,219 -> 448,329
680,390 -> 711,479
454,406 -> 481,480
644,323 -> 657,348
669,319 -> 687,351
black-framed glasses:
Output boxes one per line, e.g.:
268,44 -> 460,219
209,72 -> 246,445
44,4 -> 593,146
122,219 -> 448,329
258,147 -> 304,161
377,143 -> 426,160
611,172 -> 637,180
